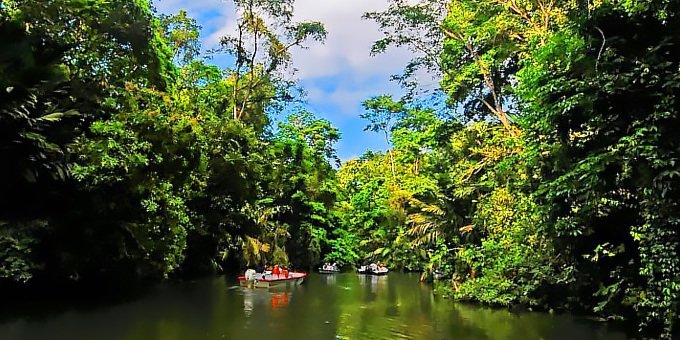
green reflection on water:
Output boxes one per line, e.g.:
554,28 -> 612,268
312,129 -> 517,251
0,273 -> 628,340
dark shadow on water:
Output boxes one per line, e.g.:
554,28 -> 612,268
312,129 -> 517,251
0,275 -> 218,324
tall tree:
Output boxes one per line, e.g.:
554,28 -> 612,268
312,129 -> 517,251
161,9 -> 202,66
364,0 -> 449,97
361,95 -> 406,177
219,0 -> 326,122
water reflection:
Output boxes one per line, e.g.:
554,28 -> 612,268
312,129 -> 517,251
357,273 -> 388,294
319,273 -> 337,285
241,288 -> 256,316
269,292 -> 290,310
0,273 -> 630,340
241,287 -> 293,317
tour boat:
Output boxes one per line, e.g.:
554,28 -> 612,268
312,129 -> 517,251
357,264 -> 389,275
238,270 -> 307,288
318,267 -> 340,274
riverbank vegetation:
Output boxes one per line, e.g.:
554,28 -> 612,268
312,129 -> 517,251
2,0 -> 679,338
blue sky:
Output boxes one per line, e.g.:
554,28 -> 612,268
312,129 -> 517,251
154,0 -> 414,161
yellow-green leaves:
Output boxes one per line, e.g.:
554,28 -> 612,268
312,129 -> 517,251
441,0 -> 580,131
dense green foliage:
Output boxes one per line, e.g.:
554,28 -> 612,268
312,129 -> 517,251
334,0 -> 680,338
0,0 -> 335,284
2,0 -> 680,338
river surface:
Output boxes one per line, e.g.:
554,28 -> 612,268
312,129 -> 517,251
0,273 -> 629,340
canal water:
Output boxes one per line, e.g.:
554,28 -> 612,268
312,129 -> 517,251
0,273 -> 628,339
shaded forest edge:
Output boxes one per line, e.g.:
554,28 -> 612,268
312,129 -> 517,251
2,0 -> 680,338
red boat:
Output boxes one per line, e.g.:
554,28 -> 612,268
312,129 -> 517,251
238,269 -> 307,288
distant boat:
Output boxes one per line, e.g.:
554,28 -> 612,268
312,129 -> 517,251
238,269 -> 307,288
318,263 -> 340,274
357,264 -> 388,275
318,267 -> 340,274
319,268 -> 340,274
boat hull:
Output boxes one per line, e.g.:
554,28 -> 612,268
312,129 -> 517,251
318,269 -> 340,274
357,267 -> 389,275
238,272 -> 306,288
358,270 -> 388,276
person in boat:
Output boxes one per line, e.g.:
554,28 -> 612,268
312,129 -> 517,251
245,268 -> 257,281
272,265 -> 280,278
259,264 -> 268,279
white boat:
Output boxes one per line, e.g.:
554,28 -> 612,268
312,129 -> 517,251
319,263 -> 340,274
357,264 -> 389,275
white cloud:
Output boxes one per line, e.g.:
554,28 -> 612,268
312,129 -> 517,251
304,86 -> 367,117
287,1 -> 413,117
160,1 -> 410,72
155,0 -> 413,117
289,0 -> 411,79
